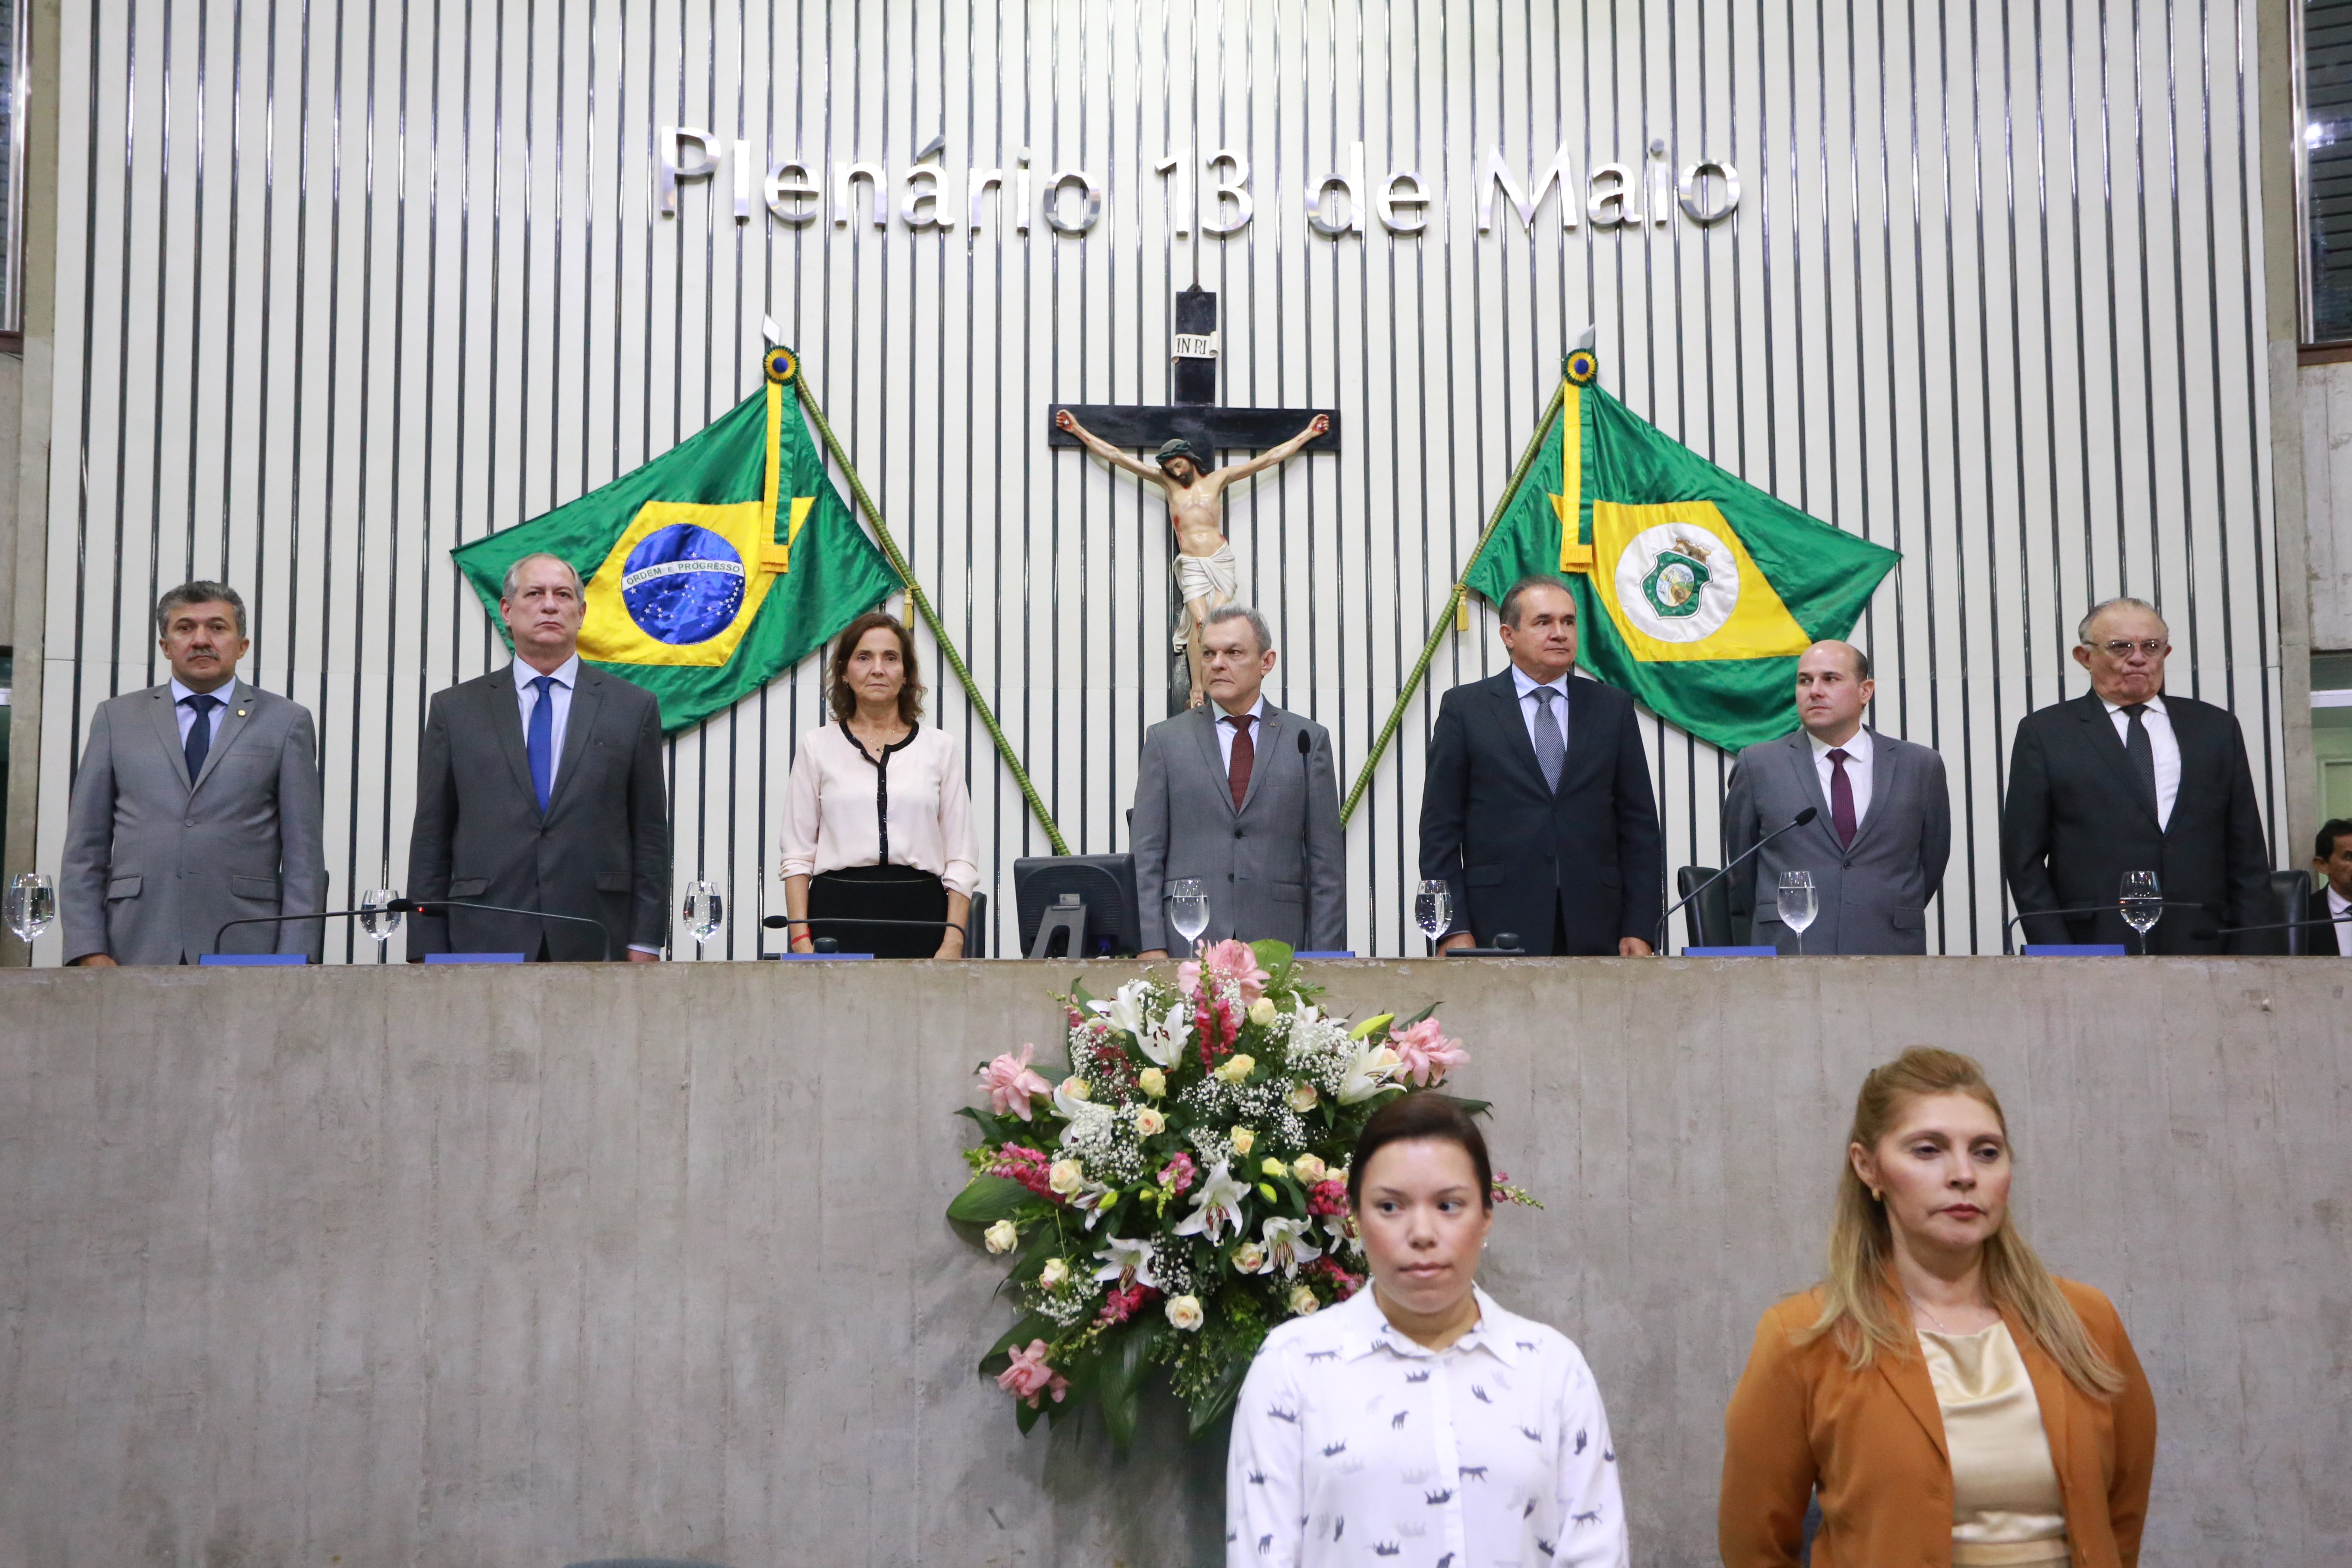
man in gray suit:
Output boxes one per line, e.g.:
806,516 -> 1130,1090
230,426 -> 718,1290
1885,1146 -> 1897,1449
61,582 -> 325,965
1721,640 -> 1951,954
1133,604 -> 1345,957
405,552 -> 670,962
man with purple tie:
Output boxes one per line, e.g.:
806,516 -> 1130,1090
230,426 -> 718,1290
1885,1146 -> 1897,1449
1721,640 -> 1951,954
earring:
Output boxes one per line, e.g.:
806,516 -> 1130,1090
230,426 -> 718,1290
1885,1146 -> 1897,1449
1868,1188 -> 1883,1202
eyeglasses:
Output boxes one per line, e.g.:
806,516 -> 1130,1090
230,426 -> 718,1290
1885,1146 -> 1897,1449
2091,638 -> 2165,658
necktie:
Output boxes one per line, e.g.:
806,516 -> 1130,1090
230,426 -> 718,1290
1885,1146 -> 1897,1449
1531,686 -> 1565,793
527,675 -> 558,812
182,693 -> 222,783
1826,748 -> 1857,848
1226,713 -> 1255,809
2121,703 -> 2159,821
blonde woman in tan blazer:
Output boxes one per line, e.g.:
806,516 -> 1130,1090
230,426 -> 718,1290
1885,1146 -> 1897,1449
1719,1047 -> 2157,1568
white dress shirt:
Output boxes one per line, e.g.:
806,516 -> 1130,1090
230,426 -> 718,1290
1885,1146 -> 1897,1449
1807,725 -> 1875,830
169,675 -> 241,744
778,724 -> 980,897
2101,693 -> 2180,829
2330,885 -> 2352,958
1510,666 -> 1572,760
512,655 -> 582,790
1226,1284 -> 1629,1568
1214,695 -> 1269,776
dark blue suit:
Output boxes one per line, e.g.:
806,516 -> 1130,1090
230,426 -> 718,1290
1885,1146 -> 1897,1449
1418,668 -> 1664,955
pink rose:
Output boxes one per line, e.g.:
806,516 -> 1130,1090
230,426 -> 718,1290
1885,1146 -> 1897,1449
996,1338 -> 1071,1408
1177,939 -> 1271,1002
980,1044 -> 1057,1120
1389,1017 -> 1468,1086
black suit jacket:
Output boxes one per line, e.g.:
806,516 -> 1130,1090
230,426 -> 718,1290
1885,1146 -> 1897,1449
1418,669 -> 1663,955
2000,691 -> 2273,954
406,663 -> 671,959
2309,888 -> 2349,957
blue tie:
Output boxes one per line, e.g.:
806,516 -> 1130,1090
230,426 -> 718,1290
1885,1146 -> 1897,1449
182,693 -> 222,783
527,675 -> 557,812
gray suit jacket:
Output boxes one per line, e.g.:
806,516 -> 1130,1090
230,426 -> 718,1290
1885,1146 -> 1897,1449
61,679 -> 326,964
405,663 -> 671,961
1131,701 -> 1346,953
1721,728 -> 1951,955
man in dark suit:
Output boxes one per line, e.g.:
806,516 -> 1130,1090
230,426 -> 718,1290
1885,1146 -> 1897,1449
2001,596 -> 2274,954
406,552 -> 670,961
1722,640 -> 1951,954
1132,604 -> 1345,957
2307,818 -> 2352,957
1421,575 -> 1663,956
61,582 -> 325,964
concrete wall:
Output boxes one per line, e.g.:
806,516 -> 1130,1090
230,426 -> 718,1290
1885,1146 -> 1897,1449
0,956 -> 2344,1568
2299,360 -> 2352,653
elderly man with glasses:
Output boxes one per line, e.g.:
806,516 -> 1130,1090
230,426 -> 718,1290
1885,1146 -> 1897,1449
2000,596 -> 2276,953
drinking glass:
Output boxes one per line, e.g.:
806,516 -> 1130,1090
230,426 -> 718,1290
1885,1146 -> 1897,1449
5,872 -> 57,954
1167,878 -> 1210,953
2118,870 -> 2162,955
1776,871 -> 1818,956
357,886 -> 404,944
1414,879 -> 1452,948
683,879 -> 726,947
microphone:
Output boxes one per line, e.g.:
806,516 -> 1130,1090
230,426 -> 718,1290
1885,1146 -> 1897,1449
1654,807 -> 1819,954
2201,912 -> 2351,947
761,914 -> 968,933
398,897 -> 617,960
2000,900 -> 2211,955
208,906 -> 374,957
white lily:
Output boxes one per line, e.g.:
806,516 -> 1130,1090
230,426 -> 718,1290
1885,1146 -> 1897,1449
1259,1215 -> 1326,1275
1106,978 -> 1155,1041
1137,1003 -> 1194,1069
1336,1039 -> 1405,1104
1092,1235 -> 1161,1289
1170,1159 -> 1250,1243
1072,1179 -> 1119,1230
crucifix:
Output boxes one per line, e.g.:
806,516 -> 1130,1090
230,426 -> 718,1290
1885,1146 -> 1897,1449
1049,285 -> 1340,708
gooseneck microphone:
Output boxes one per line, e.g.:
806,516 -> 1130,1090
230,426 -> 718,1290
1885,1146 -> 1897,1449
1652,807 -> 1818,954
395,897 -> 616,960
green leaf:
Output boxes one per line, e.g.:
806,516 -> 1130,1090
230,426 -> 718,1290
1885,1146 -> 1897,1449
1250,940 -> 1296,992
947,1174 -> 1036,1225
1394,998 -> 1442,1029
954,1104 -> 1012,1145
1098,1320 -> 1166,1452
1015,1393 -> 1044,1435
1348,1011 -> 1396,1041
1186,1345 -> 1254,1435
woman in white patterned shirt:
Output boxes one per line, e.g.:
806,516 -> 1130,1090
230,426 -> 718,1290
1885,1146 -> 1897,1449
1226,1093 -> 1630,1568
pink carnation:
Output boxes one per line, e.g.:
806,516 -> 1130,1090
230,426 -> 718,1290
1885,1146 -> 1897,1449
1095,1283 -> 1158,1325
1177,938 -> 1271,1001
1158,1152 -> 1198,1195
1306,1179 -> 1349,1216
997,1338 -> 1071,1408
1389,1017 -> 1468,1086
980,1044 -> 1056,1120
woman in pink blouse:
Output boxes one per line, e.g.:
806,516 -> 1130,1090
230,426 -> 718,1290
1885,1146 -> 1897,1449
778,612 -> 979,957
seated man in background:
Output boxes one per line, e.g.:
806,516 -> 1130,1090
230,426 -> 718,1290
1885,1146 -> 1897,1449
1131,604 -> 1344,958
1721,640 -> 1950,953
61,581 -> 325,965
2309,818 -> 2352,956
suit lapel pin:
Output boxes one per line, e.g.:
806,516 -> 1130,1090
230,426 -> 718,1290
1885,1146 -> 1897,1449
235,708 -> 248,717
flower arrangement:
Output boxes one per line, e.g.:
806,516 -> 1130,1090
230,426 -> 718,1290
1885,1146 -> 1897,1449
947,939 -> 1501,1446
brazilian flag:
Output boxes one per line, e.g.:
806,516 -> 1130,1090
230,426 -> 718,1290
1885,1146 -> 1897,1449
451,345 -> 903,734
1464,346 -> 1900,753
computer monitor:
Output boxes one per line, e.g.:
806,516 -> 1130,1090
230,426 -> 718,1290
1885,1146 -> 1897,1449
1013,854 -> 1143,958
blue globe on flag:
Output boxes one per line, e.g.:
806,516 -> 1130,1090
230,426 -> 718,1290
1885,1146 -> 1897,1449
619,523 -> 748,645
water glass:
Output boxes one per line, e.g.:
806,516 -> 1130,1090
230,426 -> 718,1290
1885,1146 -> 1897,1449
1414,879 -> 1452,946
1167,878 -> 1210,952
1776,870 -> 1818,956
5,872 -> 56,951
2118,870 -> 2162,954
357,887 -> 404,943
683,880 -> 726,946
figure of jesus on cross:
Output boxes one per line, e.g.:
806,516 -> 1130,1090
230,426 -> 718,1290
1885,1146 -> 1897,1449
1055,408 -> 1329,708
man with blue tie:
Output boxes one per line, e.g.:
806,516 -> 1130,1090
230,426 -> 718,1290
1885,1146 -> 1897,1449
61,582 -> 325,964
405,552 -> 670,961
1420,575 -> 1664,956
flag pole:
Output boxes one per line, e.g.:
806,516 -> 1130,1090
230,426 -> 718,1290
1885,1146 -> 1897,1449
792,378 -> 1071,857
1340,378 -> 1568,826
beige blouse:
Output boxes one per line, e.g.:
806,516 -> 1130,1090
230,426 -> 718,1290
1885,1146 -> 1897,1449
777,725 -> 979,897
1919,1322 -> 2070,1566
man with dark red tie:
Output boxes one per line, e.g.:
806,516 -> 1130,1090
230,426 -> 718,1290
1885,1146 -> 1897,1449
1721,640 -> 1951,953
1131,603 -> 1345,959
